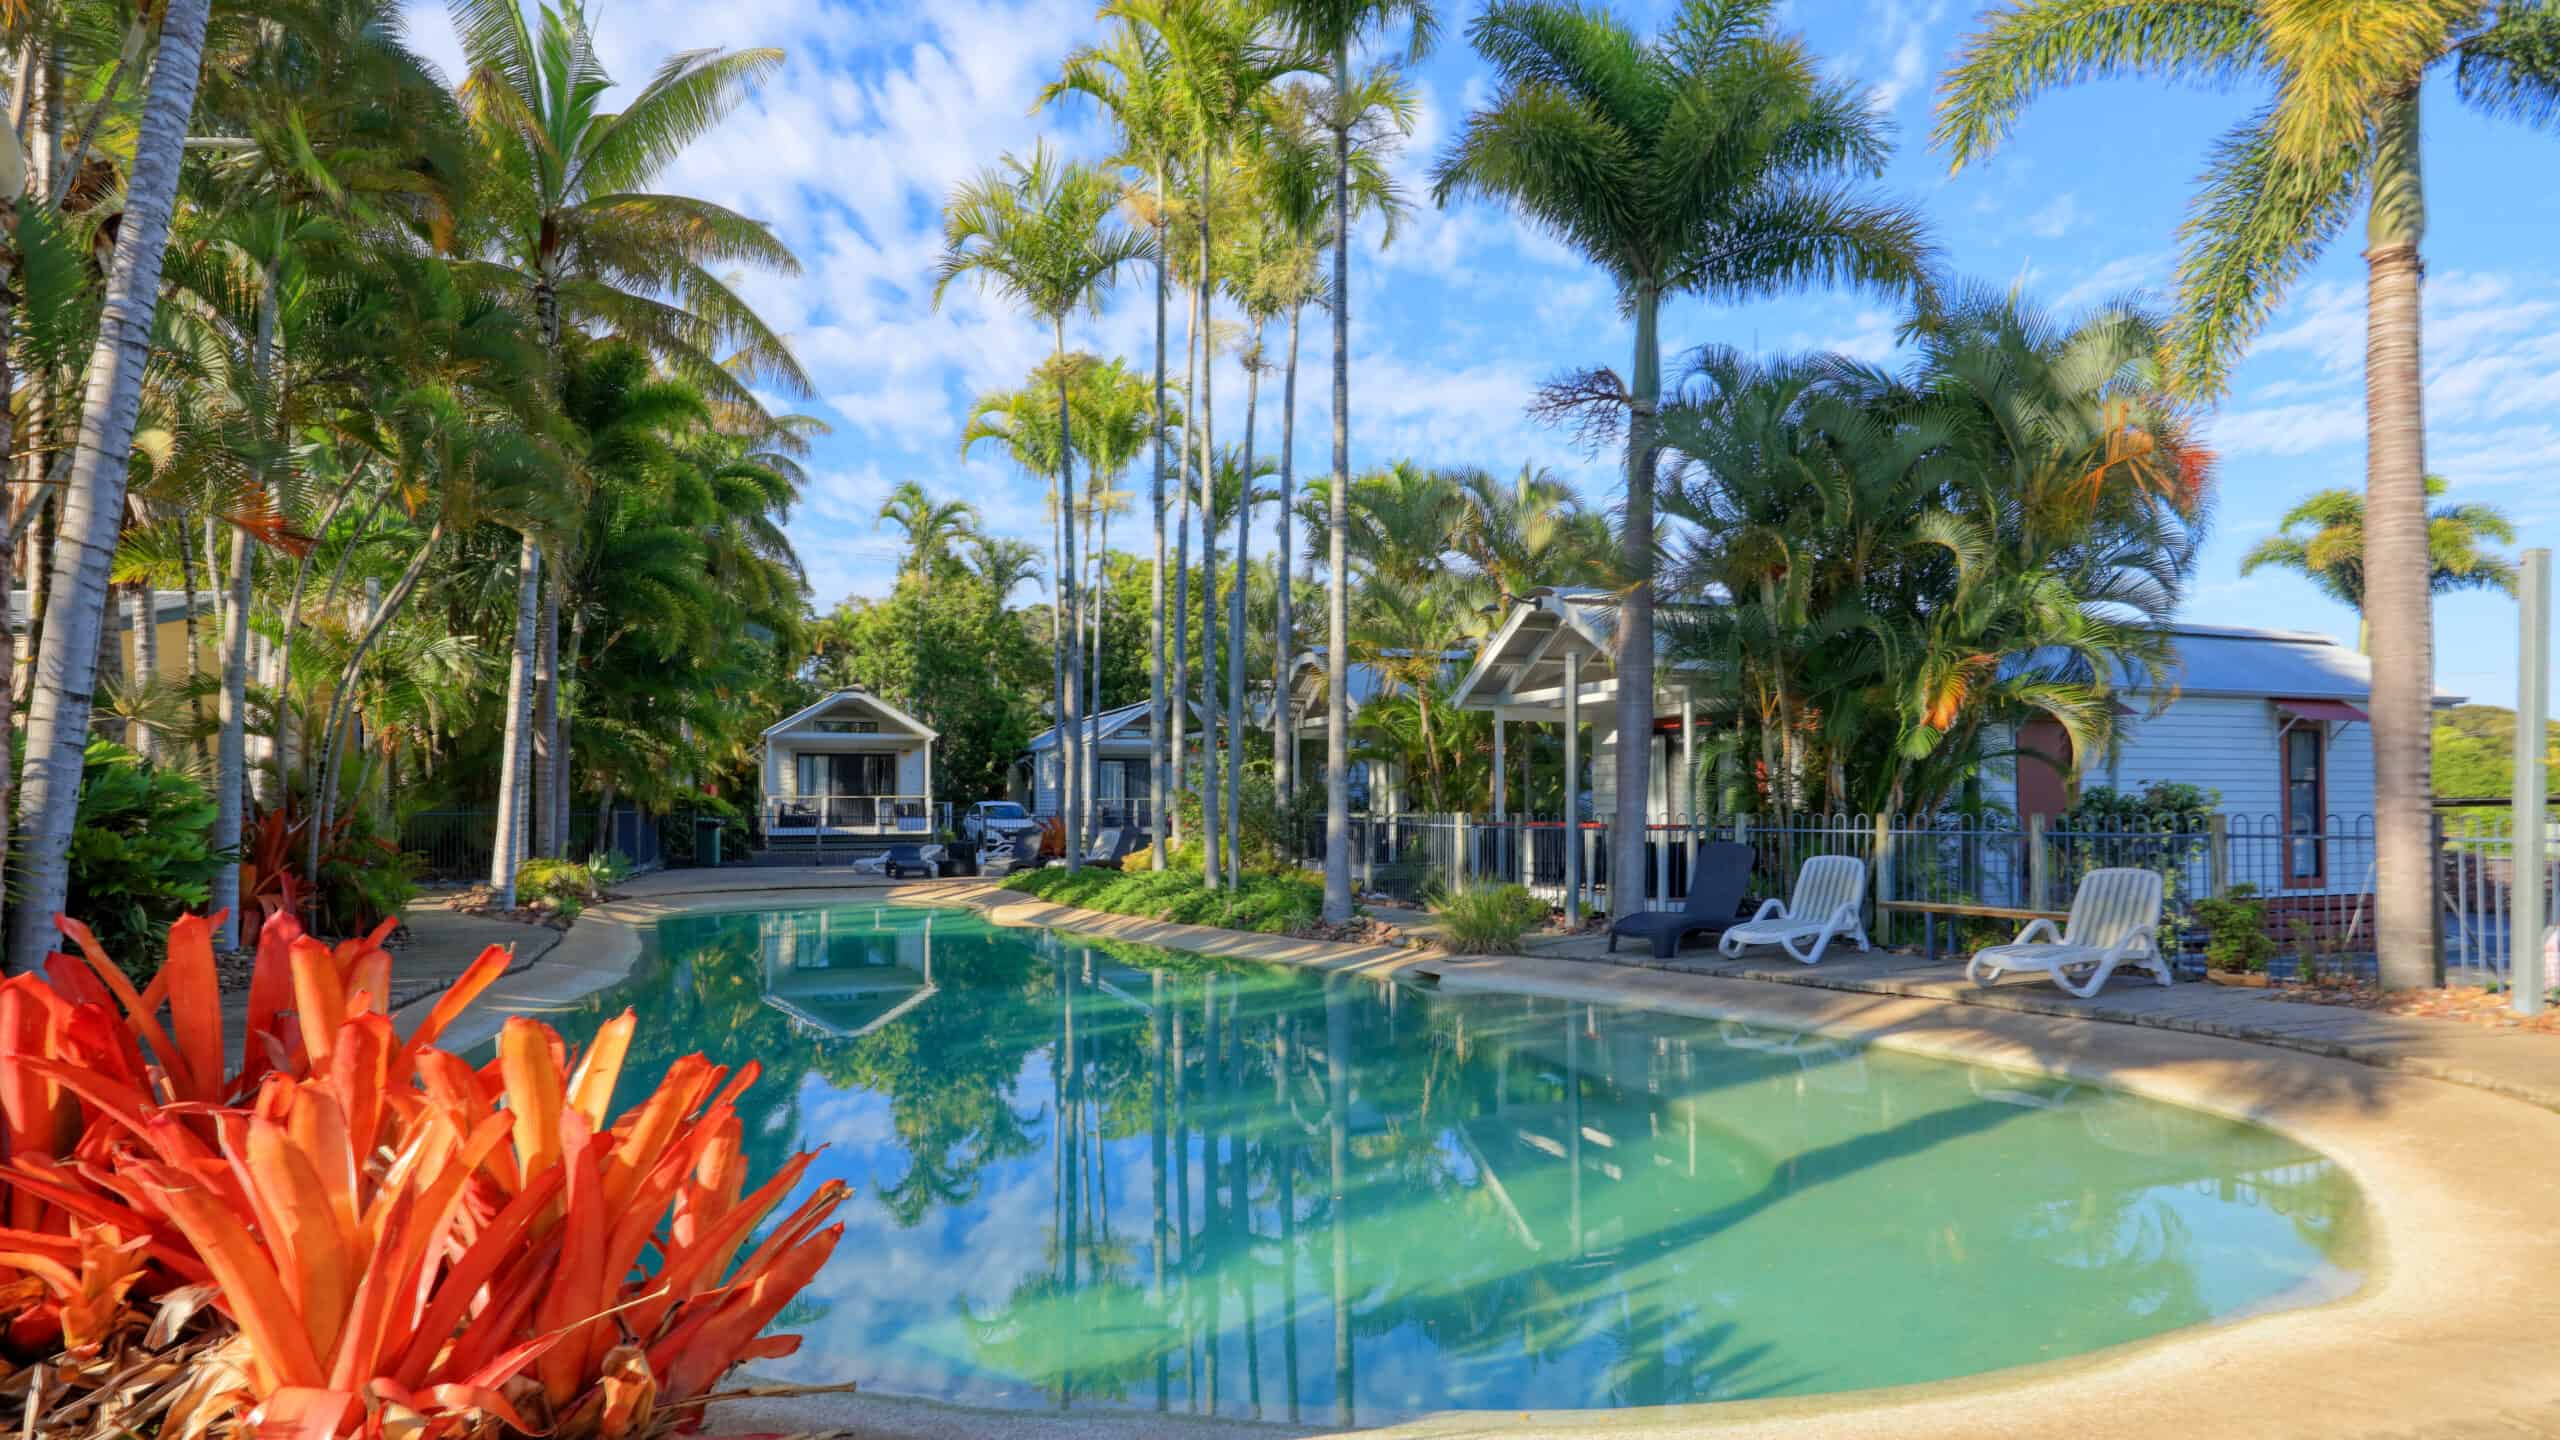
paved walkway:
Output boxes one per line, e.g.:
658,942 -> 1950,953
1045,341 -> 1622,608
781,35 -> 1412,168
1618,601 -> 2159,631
1361,901 -> 2560,1112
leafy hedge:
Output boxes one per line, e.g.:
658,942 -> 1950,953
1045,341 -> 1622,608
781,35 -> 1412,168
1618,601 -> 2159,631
1002,863 -> 1325,934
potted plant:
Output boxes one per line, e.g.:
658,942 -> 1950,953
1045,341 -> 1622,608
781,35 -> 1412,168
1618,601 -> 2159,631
2191,883 -> 2278,987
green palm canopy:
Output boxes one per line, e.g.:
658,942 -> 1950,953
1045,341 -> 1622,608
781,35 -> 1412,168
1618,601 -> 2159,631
1432,0 -> 1937,919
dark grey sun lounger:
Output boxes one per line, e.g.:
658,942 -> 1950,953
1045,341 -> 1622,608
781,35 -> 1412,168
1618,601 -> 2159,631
1608,842 -> 1755,960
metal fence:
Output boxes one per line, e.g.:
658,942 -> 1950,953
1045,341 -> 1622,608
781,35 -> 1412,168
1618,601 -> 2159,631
401,804 -> 664,881
1296,806 -> 2554,982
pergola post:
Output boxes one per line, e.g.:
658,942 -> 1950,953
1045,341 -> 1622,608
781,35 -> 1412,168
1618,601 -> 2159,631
1564,652 -> 1582,922
1681,687 -> 1697,864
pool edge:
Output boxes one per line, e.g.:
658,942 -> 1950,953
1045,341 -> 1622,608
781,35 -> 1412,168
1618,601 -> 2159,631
411,877 -> 2560,1439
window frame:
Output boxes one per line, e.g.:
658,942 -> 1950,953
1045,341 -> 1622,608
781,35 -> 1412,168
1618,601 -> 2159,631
2280,720 -> 2327,888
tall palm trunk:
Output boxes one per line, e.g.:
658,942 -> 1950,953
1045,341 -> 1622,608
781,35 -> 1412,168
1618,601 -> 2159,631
212,265 -> 279,946
1084,459 -> 1101,825
7,0 -> 212,973
1610,284 -> 1661,920
556,611 -> 584,858
179,510 -> 206,757
2365,89 -> 2434,990
1229,327 -> 1256,888
1054,318 -> 1085,871
1195,139 -> 1220,888
1149,173 -> 1171,870
1321,48 -> 1354,924
129,581 -> 156,760
1172,256 -> 1199,843
533,573 -> 559,858
1273,301 -> 1300,809
489,533 -> 541,907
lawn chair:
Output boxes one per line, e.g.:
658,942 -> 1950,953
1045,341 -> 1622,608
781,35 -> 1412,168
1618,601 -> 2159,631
1718,855 -> 1870,965
1608,843 -> 1753,959
1086,826 -> 1128,869
1965,867 -> 2167,997
881,844 -> 947,879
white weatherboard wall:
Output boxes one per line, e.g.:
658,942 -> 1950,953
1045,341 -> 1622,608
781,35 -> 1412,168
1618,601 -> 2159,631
2101,696 -> 2376,823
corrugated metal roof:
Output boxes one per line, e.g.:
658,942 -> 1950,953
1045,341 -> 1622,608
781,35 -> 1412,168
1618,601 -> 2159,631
2155,624 -> 2371,699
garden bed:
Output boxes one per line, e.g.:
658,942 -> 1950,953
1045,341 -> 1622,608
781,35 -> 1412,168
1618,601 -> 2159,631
1001,864 -> 1327,935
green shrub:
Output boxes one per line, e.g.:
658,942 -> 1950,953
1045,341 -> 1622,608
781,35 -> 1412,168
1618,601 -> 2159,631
1002,863 -> 1325,934
65,739 -> 225,975
1433,883 -> 1547,954
2190,883 -> 2278,974
517,857 -> 604,907
586,849 -> 634,888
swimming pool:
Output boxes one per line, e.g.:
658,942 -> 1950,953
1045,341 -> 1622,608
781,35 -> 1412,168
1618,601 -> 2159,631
560,902 -> 2361,1424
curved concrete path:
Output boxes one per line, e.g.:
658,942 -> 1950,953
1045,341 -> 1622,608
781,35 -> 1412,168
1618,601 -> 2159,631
395,871 -> 2560,1440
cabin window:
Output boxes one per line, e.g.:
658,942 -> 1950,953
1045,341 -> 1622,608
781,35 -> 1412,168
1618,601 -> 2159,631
2284,725 -> 2325,885
797,752 -> 897,797
812,717 -> 879,734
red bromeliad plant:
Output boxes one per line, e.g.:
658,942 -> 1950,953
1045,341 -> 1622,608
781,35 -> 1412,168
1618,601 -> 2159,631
0,912 -> 847,1439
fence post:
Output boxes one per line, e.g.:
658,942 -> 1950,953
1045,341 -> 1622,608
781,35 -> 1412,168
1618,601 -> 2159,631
2514,546 -> 2550,1014
2430,810 -> 2448,987
2028,812 -> 2051,912
1872,813 -> 1893,943
1452,812 -> 1471,896
2208,813 -> 2230,899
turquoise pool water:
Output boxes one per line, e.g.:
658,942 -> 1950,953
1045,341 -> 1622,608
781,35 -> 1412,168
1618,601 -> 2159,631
564,903 -> 2359,1423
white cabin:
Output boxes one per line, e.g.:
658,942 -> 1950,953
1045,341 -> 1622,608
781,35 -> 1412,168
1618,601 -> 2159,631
759,686 -> 937,835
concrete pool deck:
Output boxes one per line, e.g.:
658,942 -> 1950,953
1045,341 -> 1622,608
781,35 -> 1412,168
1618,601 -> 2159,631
394,869 -> 2560,1440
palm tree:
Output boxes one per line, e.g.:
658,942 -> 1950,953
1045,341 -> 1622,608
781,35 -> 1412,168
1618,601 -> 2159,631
1449,464 -> 1612,621
1044,21 -> 1187,870
1434,0 -> 1935,920
1934,0 -> 2560,991
969,534 -> 1047,596
876,479 -> 985,579
1265,0 -> 1434,923
1069,356 -> 1161,820
8,0 -> 213,974
452,0 -> 803,882
1239,81 -> 1403,808
1114,0 -> 1306,887
2242,478 -> 2518,647
937,150 -> 1148,872
1656,293 -> 2210,818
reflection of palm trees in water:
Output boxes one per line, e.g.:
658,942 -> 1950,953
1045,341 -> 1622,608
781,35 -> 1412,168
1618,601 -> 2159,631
576,911 -> 2349,1421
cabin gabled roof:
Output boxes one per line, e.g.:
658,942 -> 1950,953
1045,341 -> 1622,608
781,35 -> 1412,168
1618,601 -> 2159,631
762,686 -> 938,741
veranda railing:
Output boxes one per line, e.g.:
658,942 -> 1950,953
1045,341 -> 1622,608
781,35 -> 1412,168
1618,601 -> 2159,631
1299,806 -> 2552,982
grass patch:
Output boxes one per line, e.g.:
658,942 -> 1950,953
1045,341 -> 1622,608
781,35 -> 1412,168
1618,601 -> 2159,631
1001,863 -> 1324,935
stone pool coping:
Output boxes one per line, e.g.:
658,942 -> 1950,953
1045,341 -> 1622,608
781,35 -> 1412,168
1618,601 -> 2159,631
401,875 -> 2560,1440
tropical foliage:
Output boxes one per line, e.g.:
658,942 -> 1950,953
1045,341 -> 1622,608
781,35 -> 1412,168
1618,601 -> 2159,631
0,910 -> 844,1435
1657,293 -> 2211,816
0,0 -> 814,964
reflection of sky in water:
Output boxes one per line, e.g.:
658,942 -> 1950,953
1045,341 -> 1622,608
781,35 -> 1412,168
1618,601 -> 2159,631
564,905 -> 2362,1424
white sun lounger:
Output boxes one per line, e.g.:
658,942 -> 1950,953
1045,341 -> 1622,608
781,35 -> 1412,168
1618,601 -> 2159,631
1965,867 -> 2168,997
1718,855 -> 1870,965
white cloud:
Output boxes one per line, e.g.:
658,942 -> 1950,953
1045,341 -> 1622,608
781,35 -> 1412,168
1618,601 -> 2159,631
2024,192 -> 2084,240
2050,250 -> 2172,312
2205,402 -> 2357,458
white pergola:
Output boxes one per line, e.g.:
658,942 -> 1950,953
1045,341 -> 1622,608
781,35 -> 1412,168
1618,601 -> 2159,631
1447,590 -> 1719,908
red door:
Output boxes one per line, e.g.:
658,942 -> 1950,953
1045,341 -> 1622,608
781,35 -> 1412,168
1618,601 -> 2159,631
2017,717 -> 2073,823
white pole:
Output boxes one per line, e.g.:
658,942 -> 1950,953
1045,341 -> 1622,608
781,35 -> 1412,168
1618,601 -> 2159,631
1564,654 -> 1583,920
2515,547 -> 2550,1016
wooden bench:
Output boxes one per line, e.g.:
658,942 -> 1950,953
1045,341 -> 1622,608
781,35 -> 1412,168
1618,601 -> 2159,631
1878,900 -> 2068,960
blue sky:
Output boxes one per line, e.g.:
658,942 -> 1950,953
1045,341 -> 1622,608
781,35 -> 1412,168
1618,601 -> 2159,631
405,0 -> 2560,710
